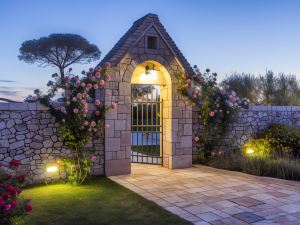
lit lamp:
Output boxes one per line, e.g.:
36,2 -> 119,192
145,64 -> 158,76
46,165 -> 58,173
246,149 -> 254,154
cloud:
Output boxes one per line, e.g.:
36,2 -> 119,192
0,80 -> 16,83
0,90 -> 18,95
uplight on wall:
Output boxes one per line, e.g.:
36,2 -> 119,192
46,165 -> 58,173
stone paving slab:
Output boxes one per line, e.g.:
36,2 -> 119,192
109,164 -> 300,225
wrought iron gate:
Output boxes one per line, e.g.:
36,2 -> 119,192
131,85 -> 163,164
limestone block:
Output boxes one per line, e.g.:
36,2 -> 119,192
105,138 -> 120,151
105,158 -> 131,176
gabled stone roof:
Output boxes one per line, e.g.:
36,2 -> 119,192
98,13 -> 194,75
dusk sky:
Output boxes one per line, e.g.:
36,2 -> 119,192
0,0 -> 299,101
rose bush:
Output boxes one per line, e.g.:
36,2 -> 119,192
0,160 -> 31,225
177,66 -> 250,161
32,62 -> 116,185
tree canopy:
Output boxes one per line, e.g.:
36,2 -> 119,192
18,33 -> 101,80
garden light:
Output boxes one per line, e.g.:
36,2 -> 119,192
246,149 -> 254,154
46,165 -> 58,173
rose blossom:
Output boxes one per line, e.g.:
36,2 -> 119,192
89,68 -> 94,72
104,124 -> 110,129
209,111 -> 215,117
64,76 -> 70,82
111,102 -> 117,109
95,100 -> 101,106
105,74 -> 111,81
95,111 -> 100,116
93,128 -> 97,132
81,82 -> 86,87
9,159 -> 20,168
81,99 -> 85,104
91,155 -> 97,161
76,93 -> 83,99
95,72 -> 101,78
99,80 -> 105,86
93,84 -> 99,89
73,108 -> 79,114
96,66 -> 102,71
90,121 -> 96,127
60,107 -> 66,113
4,204 -> 12,212
194,136 -> 200,142
105,62 -> 111,68
84,121 -> 89,126
75,81 -> 81,87
66,101 -> 70,106
87,83 -> 93,89
72,97 -> 77,102
25,204 -> 32,212
90,76 -> 96,81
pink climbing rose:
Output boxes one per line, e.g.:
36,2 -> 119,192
95,111 -> 100,116
99,80 -> 105,86
90,121 -> 96,127
111,102 -> 117,109
76,93 -> 82,99
209,111 -> 215,117
105,62 -> 111,68
95,72 -> 101,78
194,136 -> 200,142
95,100 -> 101,106
104,124 -> 110,129
73,108 -> 79,114
87,83 -> 93,89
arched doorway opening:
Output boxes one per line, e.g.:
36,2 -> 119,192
130,60 -> 172,167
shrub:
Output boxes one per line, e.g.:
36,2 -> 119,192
259,123 -> 300,158
208,153 -> 300,181
242,138 -> 272,158
0,160 -> 32,225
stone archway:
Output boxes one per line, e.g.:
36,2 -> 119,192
104,55 -> 193,176
130,60 -> 173,167
100,14 -> 194,176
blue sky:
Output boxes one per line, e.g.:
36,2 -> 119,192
0,0 -> 299,101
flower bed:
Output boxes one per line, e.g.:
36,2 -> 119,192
0,160 -> 31,225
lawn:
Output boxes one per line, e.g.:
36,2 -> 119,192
22,177 -> 191,225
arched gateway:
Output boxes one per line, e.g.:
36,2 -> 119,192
98,14 -> 194,176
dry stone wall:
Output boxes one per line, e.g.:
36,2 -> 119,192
0,103 -> 104,182
192,105 -> 300,160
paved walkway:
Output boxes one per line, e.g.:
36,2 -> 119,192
109,164 -> 300,225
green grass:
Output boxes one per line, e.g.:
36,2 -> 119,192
22,177 -> 191,225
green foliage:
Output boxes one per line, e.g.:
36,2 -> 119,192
259,123 -> 300,158
32,65 -> 113,185
176,66 -> 249,161
242,138 -> 272,158
208,152 -> 300,181
222,73 -> 261,104
222,70 -> 300,105
19,34 -> 101,81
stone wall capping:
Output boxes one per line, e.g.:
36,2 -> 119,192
9,103 -> 28,111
